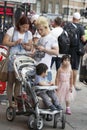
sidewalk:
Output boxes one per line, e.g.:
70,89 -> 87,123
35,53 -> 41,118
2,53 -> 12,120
0,71 -> 87,130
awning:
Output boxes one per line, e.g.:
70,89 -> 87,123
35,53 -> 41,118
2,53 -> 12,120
2,0 -> 36,3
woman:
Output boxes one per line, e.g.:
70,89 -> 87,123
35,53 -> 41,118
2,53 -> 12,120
35,16 -> 59,81
2,15 -> 33,107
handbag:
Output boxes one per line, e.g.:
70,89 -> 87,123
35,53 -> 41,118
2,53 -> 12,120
0,49 -> 9,82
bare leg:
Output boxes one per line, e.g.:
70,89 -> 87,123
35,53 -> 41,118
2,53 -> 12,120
66,101 -> 70,108
7,71 -> 15,106
14,79 -> 21,105
73,69 -> 78,87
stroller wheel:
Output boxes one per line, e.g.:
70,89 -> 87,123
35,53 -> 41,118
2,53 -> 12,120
53,111 -> 66,129
61,112 -> 66,129
53,113 -> 60,128
6,106 -> 16,121
46,114 -> 52,121
27,114 -> 43,130
34,117 -> 43,130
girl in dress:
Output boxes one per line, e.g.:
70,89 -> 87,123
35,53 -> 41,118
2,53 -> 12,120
55,54 -> 76,115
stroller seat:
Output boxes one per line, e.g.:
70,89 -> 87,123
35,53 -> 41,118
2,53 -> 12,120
35,85 -> 57,109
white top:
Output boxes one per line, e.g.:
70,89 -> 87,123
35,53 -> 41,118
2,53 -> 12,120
37,33 -> 58,70
51,26 -> 63,57
6,27 -> 32,41
51,26 -> 63,39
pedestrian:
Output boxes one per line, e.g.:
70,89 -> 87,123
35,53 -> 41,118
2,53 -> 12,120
35,16 -> 59,81
50,17 -> 63,71
2,15 -> 33,107
31,14 -> 40,37
64,12 -> 86,91
79,43 -> 87,84
55,54 -> 76,115
35,63 -> 63,111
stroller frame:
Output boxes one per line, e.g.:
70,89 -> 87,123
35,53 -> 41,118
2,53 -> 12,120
6,53 -> 66,130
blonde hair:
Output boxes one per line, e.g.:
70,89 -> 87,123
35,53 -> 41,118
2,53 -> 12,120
36,16 -> 49,29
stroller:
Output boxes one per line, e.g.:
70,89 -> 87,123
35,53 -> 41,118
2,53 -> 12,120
0,45 -> 8,94
6,53 -> 66,130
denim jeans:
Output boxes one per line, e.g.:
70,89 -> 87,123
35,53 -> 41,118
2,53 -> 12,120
47,71 -> 52,82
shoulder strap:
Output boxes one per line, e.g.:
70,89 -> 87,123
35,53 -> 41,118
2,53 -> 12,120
11,27 -> 15,42
71,23 -> 77,29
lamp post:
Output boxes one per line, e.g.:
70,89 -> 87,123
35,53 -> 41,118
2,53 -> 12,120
67,0 -> 69,21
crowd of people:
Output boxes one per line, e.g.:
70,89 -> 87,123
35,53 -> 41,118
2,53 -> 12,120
2,11 -> 87,115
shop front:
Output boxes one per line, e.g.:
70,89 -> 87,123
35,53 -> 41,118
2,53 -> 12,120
0,6 -> 13,32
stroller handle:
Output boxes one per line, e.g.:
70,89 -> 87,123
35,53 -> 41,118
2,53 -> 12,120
35,85 -> 57,90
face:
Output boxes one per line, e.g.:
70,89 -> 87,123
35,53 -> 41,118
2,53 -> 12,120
37,25 -> 47,37
62,58 -> 70,67
19,24 -> 29,33
42,70 -> 48,78
51,21 -> 56,28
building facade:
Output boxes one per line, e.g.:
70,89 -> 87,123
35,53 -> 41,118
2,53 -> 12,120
31,0 -> 87,23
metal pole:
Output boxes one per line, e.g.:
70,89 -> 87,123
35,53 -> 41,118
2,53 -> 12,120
3,1 -> 7,34
67,0 -> 69,21
24,3 -> 27,16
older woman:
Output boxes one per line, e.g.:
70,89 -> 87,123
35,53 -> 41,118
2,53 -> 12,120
2,15 -> 33,107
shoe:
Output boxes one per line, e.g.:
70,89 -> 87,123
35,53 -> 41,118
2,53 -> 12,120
49,105 -> 57,111
66,107 -> 71,115
75,87 -> 81,91
55,105 -> 63,111
83,80 -> 87,85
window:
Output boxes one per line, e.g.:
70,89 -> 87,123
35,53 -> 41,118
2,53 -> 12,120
48,2 -> 52,13
55,3 -> 59,14
63,7 -> 69,15
30,4 -> 33,11
36,0 -> 41,14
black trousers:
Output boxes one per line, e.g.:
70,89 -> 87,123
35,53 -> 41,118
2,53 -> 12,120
50,57 -> 62,71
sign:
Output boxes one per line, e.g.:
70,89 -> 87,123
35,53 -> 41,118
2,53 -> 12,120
3,0 -> 36,3
0,7 -> 13,15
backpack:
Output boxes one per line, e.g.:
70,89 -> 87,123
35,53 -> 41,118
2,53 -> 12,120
64,22 -> 80,47
64,22 -> 85,56
58,30 -> 71,54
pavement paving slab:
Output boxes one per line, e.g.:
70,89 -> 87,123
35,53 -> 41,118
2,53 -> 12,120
0,73 -> 87,130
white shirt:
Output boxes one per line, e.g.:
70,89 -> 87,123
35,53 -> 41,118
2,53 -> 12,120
51,26 -> 63,39
51,26 -> 63,57
37,33 -> 58,70
6,27 -> 32,41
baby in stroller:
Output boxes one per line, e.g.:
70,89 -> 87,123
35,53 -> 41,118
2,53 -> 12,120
35,63 -> 63,111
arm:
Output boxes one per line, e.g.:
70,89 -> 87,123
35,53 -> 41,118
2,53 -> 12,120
38,81 -> 51,86
3,33 -> 24,47
2,33 -> 18,47
69,70 -> 73,92
37,45 -> 59,56
37,36 -> 59,56
55,69 -> 60,86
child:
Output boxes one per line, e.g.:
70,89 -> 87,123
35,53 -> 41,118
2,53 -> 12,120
35,63 -> 62,111
55,54 -> 76,115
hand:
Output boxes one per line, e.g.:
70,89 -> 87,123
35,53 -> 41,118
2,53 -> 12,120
37,45 -> 45,51
49,82 -> 54,86
15,39 -> 22,45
